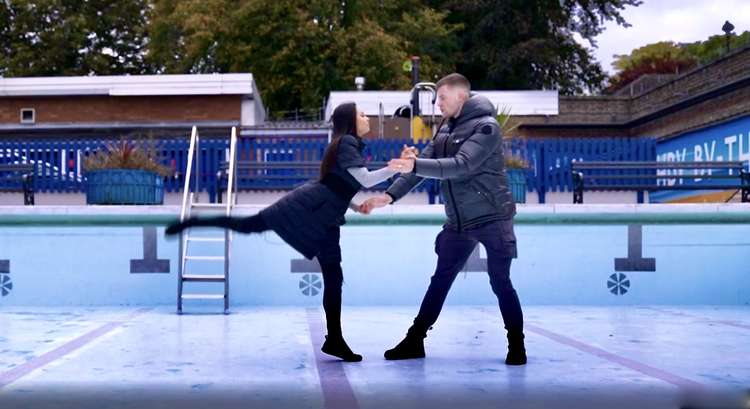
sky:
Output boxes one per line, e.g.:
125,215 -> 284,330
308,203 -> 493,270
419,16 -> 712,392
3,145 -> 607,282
589,0 -> 750,74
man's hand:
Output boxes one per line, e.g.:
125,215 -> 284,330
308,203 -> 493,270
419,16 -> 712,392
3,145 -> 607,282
360,194 -> 393,214
400,145 -> 419,160
358,202 -> 371,214
388,158 -> 415,173
356,202 -> 374,214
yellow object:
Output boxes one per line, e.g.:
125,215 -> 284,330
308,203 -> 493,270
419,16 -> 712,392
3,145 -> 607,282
411,117 -> 432,143
665,190 -> 738,203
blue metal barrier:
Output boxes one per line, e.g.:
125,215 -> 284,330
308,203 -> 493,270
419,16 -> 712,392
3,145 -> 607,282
0,135 -> 657,203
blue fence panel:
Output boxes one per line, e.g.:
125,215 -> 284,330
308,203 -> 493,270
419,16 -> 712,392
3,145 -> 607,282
536,137 -> 657,196
0,136 -> 657,203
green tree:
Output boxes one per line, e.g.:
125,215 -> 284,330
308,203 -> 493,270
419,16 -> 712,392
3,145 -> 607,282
146,0 -> 459,117
0,0 -> 149,76
607,41 -> 697,93
429,0 -> 642,95
682,31 -> 750,64
2,0 -> 643,112
0,4 -> 10,76
389,7 -> 463,82
607,31 -> 750,92
611,41 -> 695,72
347,0 -> 462,82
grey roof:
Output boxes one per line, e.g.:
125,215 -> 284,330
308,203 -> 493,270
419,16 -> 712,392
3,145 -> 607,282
325,90 -> 559,120
0,73 -> 260,98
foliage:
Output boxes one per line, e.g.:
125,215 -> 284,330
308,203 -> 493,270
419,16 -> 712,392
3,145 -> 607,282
84,139 -> 172,177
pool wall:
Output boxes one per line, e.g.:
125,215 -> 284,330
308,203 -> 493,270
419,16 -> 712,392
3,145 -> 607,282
0,204 -> 748,307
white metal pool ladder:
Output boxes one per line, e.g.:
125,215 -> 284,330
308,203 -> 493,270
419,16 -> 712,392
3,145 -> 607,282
177,126 -> 238,314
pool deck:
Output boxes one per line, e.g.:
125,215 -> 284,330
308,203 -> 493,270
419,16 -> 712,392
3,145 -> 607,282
0,306 -> 748,409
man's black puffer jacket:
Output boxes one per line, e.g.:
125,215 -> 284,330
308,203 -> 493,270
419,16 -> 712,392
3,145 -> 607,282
386,94 -> 516,231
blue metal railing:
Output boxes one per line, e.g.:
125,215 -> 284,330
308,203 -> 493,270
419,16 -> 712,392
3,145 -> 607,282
0,136 -> 658,203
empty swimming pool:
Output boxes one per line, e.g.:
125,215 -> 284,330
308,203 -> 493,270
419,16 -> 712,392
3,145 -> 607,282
0,204 -> 748,408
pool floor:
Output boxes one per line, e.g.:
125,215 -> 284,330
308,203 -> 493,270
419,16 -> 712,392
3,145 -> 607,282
0,306 -> 748,409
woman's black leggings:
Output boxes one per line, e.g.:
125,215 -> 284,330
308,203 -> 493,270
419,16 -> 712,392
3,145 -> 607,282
178,215 -> 346,338
178,214 -> 270,234
316,226 -> 344,339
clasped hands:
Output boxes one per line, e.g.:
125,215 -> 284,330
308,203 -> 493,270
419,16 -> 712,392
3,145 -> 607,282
356,145 -> 418,214
387,144 -> 418,173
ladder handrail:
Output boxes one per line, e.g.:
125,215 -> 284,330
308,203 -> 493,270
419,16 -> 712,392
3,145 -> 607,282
223,127 -> 238,313
177,126 -> 237,314
225,127 -> 238,216
178,126 -> 198,282
180,126 -> 198,222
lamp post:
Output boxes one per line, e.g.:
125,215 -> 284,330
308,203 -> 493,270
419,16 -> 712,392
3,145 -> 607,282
722,20 -> 735,54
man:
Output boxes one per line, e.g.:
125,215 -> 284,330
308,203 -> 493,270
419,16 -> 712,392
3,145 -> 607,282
363,73 -> 526,365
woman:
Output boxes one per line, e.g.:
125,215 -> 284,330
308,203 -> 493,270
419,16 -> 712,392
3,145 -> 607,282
166,102 -> 404,362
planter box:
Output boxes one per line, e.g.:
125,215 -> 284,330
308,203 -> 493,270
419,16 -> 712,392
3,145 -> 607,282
507,168 -> 527,204
86,169 -> 164,205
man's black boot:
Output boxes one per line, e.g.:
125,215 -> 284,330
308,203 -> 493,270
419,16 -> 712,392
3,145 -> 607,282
505,331 -> 527,365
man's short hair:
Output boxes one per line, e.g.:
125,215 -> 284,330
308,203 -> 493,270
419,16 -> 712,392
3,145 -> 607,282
436,73 -> 471,91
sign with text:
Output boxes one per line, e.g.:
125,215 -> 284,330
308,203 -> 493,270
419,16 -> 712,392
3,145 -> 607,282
654,115 -> 750,202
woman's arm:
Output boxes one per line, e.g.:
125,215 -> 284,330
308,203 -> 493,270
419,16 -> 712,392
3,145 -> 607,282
347,166 -> 398,188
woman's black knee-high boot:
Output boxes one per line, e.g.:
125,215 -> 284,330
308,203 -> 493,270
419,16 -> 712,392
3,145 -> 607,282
319,261 -> 361,362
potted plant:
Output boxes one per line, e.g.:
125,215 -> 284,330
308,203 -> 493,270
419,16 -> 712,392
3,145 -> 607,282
83,139 -> 172,205
497,106 -> 529,204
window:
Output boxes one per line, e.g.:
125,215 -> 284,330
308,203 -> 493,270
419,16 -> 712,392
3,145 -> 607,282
20,108 -> 35,124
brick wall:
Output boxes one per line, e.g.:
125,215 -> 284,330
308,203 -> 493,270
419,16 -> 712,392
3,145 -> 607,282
630,45 -> 750,119
514,126 -> 629,138
0,95 -> 242,124
514,97 -> 630,127
632,85 -> 750,138
517,45 -> 750,139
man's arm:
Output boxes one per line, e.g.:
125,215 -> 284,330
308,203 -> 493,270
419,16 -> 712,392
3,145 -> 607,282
412,122 -> 500,180
385,140 -> 435,203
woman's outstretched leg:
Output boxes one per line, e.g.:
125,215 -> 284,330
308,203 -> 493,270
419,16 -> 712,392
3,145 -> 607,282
165,214 -> 269,235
